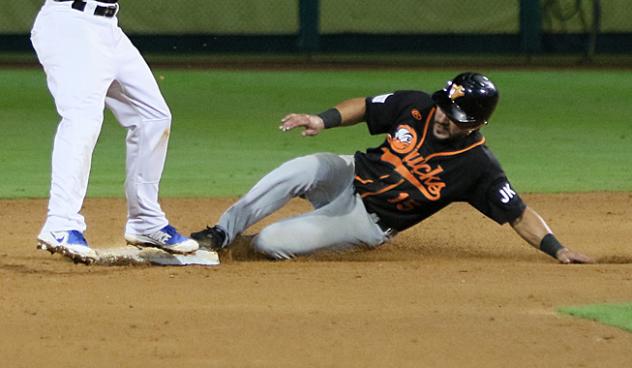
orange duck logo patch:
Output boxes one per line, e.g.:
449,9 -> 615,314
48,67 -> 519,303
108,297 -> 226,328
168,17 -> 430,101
387,124 -> 418,154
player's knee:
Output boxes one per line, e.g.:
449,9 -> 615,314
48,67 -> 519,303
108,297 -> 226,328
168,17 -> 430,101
280,154 -> 321,176
252,225 -> 295,260
60,106 -> 103,128
58,114 -> 103,147
149,108 -> 172,129
277,153 -> 337,186
158,108 -> 172,123
150,100 -> 172,123
153,116 -> 171,130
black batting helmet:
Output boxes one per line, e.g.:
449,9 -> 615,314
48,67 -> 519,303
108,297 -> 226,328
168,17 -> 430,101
431,72 -> 499,130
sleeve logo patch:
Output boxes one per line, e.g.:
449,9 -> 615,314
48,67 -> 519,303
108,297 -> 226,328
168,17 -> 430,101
387,124 -> 418,154
498,182 -> 516,204
372,93 -> 394,103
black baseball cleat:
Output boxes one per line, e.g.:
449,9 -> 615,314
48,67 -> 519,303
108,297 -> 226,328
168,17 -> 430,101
191,225 -> 227,251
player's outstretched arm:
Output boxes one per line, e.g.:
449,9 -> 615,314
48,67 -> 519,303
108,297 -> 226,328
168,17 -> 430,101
510,207 -> 594,264
280,97 -> 366,136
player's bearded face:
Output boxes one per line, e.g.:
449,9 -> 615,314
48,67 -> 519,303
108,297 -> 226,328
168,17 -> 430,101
432,107 -> 471,141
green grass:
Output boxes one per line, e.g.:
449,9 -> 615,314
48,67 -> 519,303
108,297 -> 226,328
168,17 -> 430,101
559,303 -> 632,333
1,68 -> 632,198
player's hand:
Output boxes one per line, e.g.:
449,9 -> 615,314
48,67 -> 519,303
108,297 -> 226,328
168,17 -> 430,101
556,248 -> 594,264
279,113 -> 325,137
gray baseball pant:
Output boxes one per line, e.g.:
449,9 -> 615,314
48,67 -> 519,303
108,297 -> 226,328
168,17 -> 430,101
217,153 -> 390,259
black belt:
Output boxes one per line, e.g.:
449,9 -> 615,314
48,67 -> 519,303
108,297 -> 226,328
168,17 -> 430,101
54,0 -> 118,18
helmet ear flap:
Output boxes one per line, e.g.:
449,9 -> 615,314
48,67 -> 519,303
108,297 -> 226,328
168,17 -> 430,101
431,72 -> 499,130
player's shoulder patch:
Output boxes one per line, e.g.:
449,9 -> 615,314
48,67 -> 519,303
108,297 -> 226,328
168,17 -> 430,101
371,93 -> 394,104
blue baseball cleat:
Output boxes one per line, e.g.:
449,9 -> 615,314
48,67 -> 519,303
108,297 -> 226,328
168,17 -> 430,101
124,224 -> 199,254
37,230 -> 97,265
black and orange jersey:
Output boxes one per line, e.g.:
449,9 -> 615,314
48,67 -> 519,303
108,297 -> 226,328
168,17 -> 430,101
353,90 -> 526,232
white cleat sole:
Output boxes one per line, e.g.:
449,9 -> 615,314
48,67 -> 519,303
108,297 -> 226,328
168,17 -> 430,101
36,240 -> 98,265
124,234 -> 199,254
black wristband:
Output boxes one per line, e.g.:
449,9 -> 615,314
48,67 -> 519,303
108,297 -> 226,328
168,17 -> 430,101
539,233 -> 565,258
317,108 -> 342,129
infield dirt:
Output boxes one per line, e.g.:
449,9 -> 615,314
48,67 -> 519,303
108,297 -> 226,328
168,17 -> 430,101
1,193 -> 631,367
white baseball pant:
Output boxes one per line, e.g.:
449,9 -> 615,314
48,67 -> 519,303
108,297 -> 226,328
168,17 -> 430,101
31,0 -> 171,236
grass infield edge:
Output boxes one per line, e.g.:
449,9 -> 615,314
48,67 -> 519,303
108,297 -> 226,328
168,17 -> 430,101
558,303 -> 632,333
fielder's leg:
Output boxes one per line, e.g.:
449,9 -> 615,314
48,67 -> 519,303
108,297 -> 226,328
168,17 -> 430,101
31,4 -> 116,236
105,28 -> 197,254
106,28 -> 171,235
